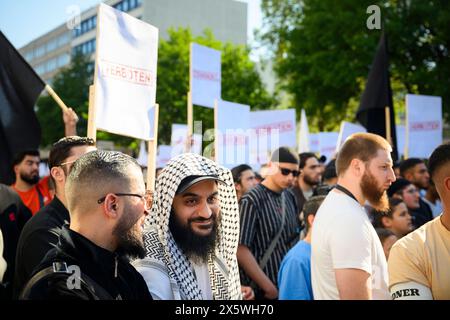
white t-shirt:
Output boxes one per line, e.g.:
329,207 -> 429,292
311,190 -> 390,300
191,261 -> 213,300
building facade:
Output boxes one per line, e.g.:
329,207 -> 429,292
19,0 -> 247,84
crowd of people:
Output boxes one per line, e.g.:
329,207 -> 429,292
1,119 -> 449,300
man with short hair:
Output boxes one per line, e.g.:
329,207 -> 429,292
237,147 -> 300,299
13,136 -> 96,297
278,195 -> 326,300
399,158 -> 433,228
291,153 -> 322,214
11,150 -> 52,215
10,108 -> 79,215
389,142 -> 450,300
134,153 -> 242,300
311,133 -> 396,300
20,151 -> 152,300
231,164 -> 257,202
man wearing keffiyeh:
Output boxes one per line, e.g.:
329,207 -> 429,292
133,153 -> 242,300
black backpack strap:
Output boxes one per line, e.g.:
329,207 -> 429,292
36,187 -> 44,209
20,262 -> 115,300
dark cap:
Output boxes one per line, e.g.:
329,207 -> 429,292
271,147 -> 299,165
176,175 -> 226,194
387,178 -> 412,197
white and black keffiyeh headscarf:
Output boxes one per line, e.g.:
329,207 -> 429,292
140,153 -> 242,300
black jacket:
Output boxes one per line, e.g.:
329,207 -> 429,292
409,197 -> 434,229
13,196 -> 69,298
0,184 -> 32,299
20,225 -> 152,300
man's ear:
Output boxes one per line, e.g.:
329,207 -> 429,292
350,159 -> 364,177
50,166 -> 65,184
235,182 -> 242,192
102,194 -> 119,219
404,171 -> 414,181
444,177 -> 450,192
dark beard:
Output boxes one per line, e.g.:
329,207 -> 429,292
113,207 -> 145,259
303,174 -> 320,187
360,170 -> 389,212
20,172 -> 39,185
169,208 -> 220,264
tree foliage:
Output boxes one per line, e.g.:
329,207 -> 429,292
260,0 -> 450,131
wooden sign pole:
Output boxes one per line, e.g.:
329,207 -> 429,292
214,99 -> 218,162
87,85 -> 97,141
385,106 -> 392,146
147,104 -> 159,191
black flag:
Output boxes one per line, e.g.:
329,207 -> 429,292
356,32 -> 398,161
0,31 -> 44,184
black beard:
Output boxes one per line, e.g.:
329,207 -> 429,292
113,207 -> 145,259
303,174 -> 320,187
20,173 -> 39,185
168,208 -> 220,264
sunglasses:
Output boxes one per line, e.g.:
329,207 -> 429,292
279,167 -> 300,177
97,191 -> 153,210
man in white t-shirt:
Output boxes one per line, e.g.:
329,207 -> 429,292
311,133 -> 396,300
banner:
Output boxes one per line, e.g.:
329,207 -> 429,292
336,122 -> 366,152
406,94 -> 442,158
170,124 -> 202,156
94,3 -> 158,140
216,100 -> 250,168
190,43 -> 221,108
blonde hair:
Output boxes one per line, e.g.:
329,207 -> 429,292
336,133 -> 392,176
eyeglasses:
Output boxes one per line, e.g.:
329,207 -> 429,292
59,159 -> 77,167
97,191 -> 153,210
279,167 -> 300,177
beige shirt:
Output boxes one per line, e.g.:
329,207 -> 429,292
388,216 -> 450,300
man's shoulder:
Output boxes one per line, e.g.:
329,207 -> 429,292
240,184 -> 266,203
392,217 -> 439,254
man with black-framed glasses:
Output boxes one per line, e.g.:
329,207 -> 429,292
19,150 -> 152,300
13,136 -> 96,298
237,147 -> 301,300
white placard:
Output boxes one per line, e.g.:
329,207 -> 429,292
309,133 -> 320,153
216,100 -> 250,168
406,94 -> 442,158
249,109 -> 297,167
170,124 -> 202,156
94,4 -> 158,140
156,145 -> 172,168
190,43 -> 221,108
336,121 -> 367,152
318,132 -> 339,163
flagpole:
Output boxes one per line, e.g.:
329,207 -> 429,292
385,106 -> 392,145
45,84 -> 70,113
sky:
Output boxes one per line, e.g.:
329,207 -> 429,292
0,0 -> 263,49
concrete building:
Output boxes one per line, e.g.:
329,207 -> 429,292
19,0 -> 247,84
